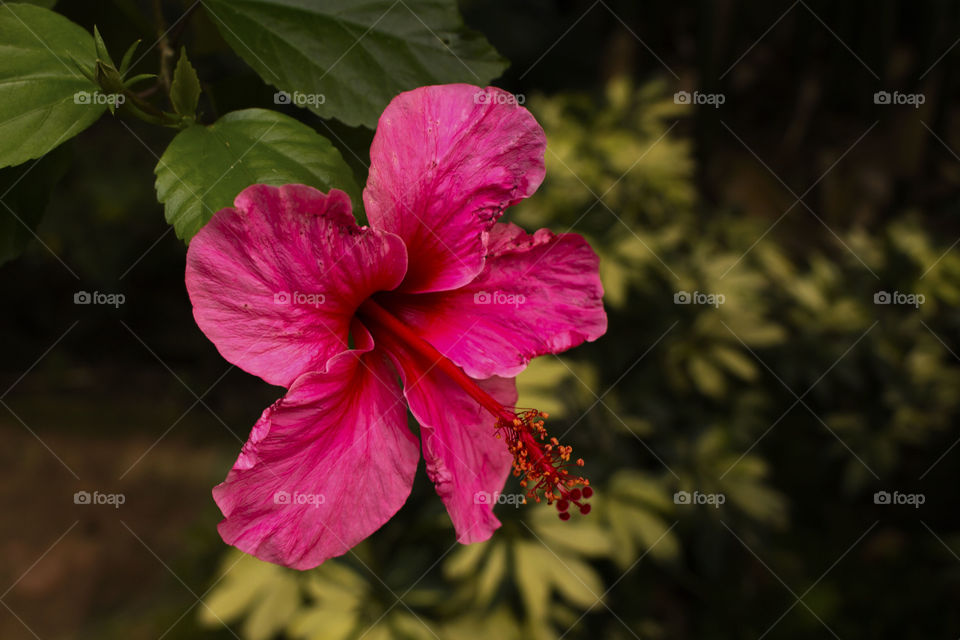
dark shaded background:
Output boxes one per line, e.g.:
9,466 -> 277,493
2,1 -> 960,638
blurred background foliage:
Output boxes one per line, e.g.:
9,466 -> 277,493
2,1 -> 960,639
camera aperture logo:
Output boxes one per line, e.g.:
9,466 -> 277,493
873,490 -> 924,508
674,290 -> 725,308
874,290 -> 924,308
474,91 -> 524,105
273,490 -> 325,507
473,290 -> 526,307
873,90 -> 925,109
74,290 -> 125,308
274,90 -> 326,107
74,490 -> 125,509
74,90 -> 126,107
674,490 -> 725,508
274,291 -> 326,307
474,491 -> 527,508
674,90 -> 725,108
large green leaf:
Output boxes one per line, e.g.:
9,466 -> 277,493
154,108 -> 360,241
202,0 -> 507,128
0,3 -> 104,168
0,143 -> 71,265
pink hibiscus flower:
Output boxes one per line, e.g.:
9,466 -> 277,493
185,84 -> 607,569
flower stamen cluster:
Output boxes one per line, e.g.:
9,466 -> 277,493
496,409 -> 592,519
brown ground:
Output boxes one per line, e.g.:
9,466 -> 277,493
0,374 -> 248,640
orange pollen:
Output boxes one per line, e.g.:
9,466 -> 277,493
357,298 -> 592,519
495,409 -> 592,516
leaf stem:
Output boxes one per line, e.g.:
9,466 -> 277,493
153,0 -> 176,93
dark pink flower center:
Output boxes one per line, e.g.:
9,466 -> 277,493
357,298 -> 592,517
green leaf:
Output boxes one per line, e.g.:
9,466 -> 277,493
201,0 -> 507,128
92,25 -> 114,68
200,551 -> 286,625
512,539 -> 605,621
689,355 -> 726,397
0,4 -> 105,168
154,108 -> 360,242
710,344 -> 758,381
170,46 -> 201,117
388,612 -> 439,640
288,607 -> 357,640
0,143 -> 71,265
545,552 -> 604,610
118,38 -> 140,76
302,562 -> 367,609
475,541 -> 507,606
123,72 -> 156,87
607,499 -> 680,566
531,505 -> 613,558
17,0 -> 58,8
444,540 -> 487,580
242,571 -> 300,640
289,563 -> 367,640
516,357 -> 575,418
442,607 -> 523,640
512,541 -> 551,623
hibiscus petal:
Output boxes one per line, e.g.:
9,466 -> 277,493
186,184 -> 407,387
213,337 -> 419,570
380,223 -> 607,379
364,84 -> 546,294
374,330 -> 516,543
